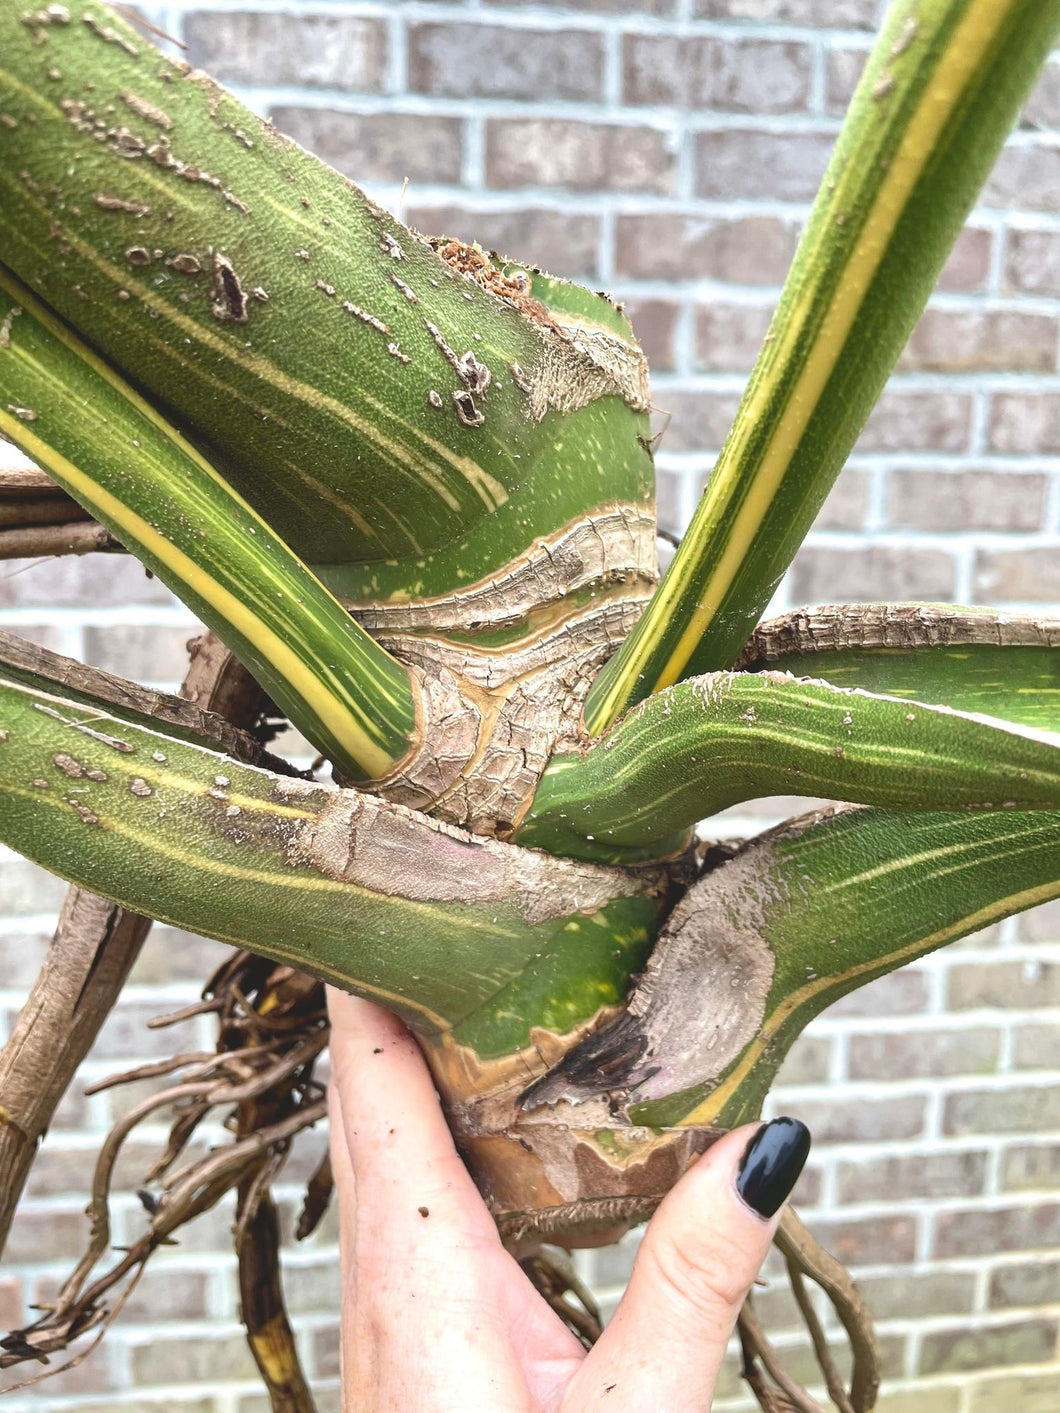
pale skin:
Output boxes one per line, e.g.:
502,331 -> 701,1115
327,988 -> 789,1413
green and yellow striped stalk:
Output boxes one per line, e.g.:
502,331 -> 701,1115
519,670 -> 1060,863
0,269 -> 417,781
584,0 -> 1060,734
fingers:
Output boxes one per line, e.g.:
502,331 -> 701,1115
565,1118 -> 810,1413
326,988 -> 497,1256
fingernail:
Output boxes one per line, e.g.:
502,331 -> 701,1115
736,1117 -> 811,1219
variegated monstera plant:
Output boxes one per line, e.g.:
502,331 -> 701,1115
0,1 -> 1058,1409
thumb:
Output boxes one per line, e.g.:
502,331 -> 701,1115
565,1117 -> 811,1413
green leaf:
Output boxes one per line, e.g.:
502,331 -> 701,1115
0,269 -> 417,782
584,0 -> 1060,734
738,605 -> 1060,734
523,805 -> 1060,1126
0,1 -> 653,604
0,665 -> 661,1047
520,670 -> 1060,862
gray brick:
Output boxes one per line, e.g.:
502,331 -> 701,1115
271,108 -> 463,186
988,1257 -> 1060,1310
988,392 -> 1060,453
623,298 -> 679,370
409,23 -> 604,102
968,1371 -> 1060,1413
128,1332 -> 258,1385
696,0 -> 878,22
944,1085 -> 1060,1136
887,469 -> 1048,533
1018,898 -> 1060,943
810,1213 -> 918,1266
919,1318 -> 1058,1375
1013,1023 -> 1060,1070
857,1270 -> 976,1321
899,308 -> 1058,373
825,968 -> 930,1018
185,12 -> 387,91
859,390 -> 974,452
1023,59 -> 1060,130
487,0 -> 673,10
1002,1141 -> 1060,1193
975,546 -> 1060,603
81,623 -> 200,684
694,127 -> 834,201
615,212 -> 801,284
815,469 -> 870,530
406,204 -> 601,281
776,1093 -> 926,1145
624,35 -> 811,113
486,119 -> 674,193
836,1149 -> 989,1205
1004,225 -> 1060,295
985,141 -> 1060,213
848,1028 -> 1001,1082
695,302 -> 775,371
790,545 -> 956,605
0,554 -> 173,608
655,389 -> 741,453
938,225 -> 995,292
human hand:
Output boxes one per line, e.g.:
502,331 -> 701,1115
326,989 -> 811,1413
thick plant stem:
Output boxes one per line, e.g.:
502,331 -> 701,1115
585,0 -> 1060,732
0,633 -> 263,1256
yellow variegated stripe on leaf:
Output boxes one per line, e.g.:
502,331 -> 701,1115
585,0 -> 1060,734
522,806 -> 1060,1125
0,269 -> 417,782
520,670 -> 1060,863
0,668 -> 662,1044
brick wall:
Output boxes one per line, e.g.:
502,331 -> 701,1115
1,1 -> 1059,1409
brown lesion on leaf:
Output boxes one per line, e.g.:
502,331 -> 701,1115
94,193 -> 150,216
422,236 -> 561,332
0,306 -> 23,350
452,390 -> 484,428
211,251 -> 248,323
121,92 -> 172,131
82,11 -> 139,57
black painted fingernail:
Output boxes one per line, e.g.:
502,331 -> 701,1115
736,1117 -> 811,1219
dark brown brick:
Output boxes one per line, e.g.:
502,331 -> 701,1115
988,392 -> 1060,453
975,547 -> 1060,604
623,35 -> 811,112
271,108 -> 463,186
919,1317 -> 1058,1375
1002,1142 -> 1060,1192
185,12 -> 387,91
409,23 -> 604,102
835,1149 -> 989,1205
825,968 -> 930,1018
695,302 -> 774,371
989,1257 -> 1060,1310
696,0 -> 878,22
935,1202 -> 1060,1257
486,119 -> 674,194
624,298 -> 679,370
859,390 -> 974,452
986,142 -> 1060,214
811,1213 -> 918,1266
887,469 -> 1048,533
949,960 -> 1060,1011
654,467 -> 684,539
790,545 -> 956,605
945,1085 -> 1060,1137
406,204 -> 600,281
615,212 -> 801,284
899,308 -> 1058,373
694,128 -> 834,201
848,1028 -> 1001,1082
968,1370 -> 1060,1412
